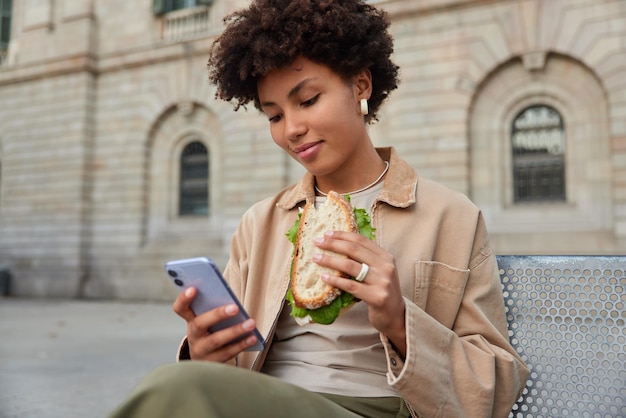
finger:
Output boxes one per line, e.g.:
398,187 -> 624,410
200,333 -> 260,363
188,303 -> 241,337
173,286 -> 198,322
314,231 -> 378,262
189,317 -> 259,361
191,332 -> 259,362
312,252 -> 364,280
323,230 -> 377,248
209,321 -> 259,357
320,272 -> 363,294
316,232 -> 396,278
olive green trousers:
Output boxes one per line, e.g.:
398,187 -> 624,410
109,361 -> 410,418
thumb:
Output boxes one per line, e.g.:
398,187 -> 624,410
173,286 -> 198,322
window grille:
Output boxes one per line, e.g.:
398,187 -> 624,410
179,141 -> 209,216
511,105 -> 566,203
161,6 -> 209,41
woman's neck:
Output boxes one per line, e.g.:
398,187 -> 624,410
314,150 -> 388,195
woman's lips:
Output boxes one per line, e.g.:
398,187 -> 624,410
293,141 -> 322,160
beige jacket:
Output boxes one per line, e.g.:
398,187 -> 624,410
180,147 -> 529,417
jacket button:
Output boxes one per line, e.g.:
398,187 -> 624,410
390,357 -> 397,367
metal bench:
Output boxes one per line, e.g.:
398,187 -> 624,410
496,255 -> 625,418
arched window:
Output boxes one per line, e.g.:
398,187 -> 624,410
511,105 -> 566,203
179,141 -> 209,216
0,0 -> 11,66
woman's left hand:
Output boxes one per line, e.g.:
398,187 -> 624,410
313,230 -> 407,355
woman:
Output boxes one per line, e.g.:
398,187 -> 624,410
111,1 -> 529,417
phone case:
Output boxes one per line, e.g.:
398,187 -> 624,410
165,257 -> 265,351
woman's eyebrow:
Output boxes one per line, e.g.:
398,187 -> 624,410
287,77 -> 317,98
260,77 -> 318,108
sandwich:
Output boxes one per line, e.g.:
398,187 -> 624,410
285,191 -> 375,325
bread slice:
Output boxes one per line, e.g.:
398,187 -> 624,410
291,191 -> 358,310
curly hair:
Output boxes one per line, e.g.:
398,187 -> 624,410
207,0 -> 399,123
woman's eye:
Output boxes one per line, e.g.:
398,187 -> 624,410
268,114 -> 282,123
302,94 -> 319,107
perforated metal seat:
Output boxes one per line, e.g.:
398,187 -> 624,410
496,255 -> 625,418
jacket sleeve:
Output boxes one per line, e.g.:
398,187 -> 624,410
381,225 -> 529,417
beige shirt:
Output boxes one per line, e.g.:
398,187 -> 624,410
261,184 -> 398,397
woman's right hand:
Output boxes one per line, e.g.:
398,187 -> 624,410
173,286 -> 260,362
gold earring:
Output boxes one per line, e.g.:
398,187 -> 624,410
360,99 -> 369,116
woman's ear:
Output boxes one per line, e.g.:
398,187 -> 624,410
355,68 -> 373,101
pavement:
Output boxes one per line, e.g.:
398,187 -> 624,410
0,297 -> 184,418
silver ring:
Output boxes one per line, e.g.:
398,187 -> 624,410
354,263 -> 369,282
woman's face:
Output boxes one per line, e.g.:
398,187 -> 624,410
257,57 -> 371,180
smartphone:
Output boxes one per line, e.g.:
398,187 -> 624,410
165,257 -> 265,351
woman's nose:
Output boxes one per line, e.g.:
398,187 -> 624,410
284,112 -> 307,141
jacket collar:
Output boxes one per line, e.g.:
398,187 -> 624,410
276,147 -> 417,210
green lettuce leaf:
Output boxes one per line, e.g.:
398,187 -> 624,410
285,288 -> 308,318
285,212 -> 301,246
354,208 -> 376,240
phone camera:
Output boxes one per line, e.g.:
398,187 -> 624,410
174,278 -> 184,287
167,269 -> 178,278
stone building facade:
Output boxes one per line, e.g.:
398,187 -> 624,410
0,0 -> 624,300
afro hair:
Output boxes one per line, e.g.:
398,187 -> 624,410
208,0 -> 399,123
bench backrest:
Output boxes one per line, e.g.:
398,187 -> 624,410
496,255 -> 625,418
